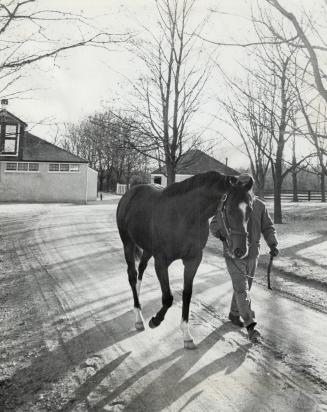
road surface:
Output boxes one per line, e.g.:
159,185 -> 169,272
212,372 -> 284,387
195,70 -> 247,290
0,199 -> 327,411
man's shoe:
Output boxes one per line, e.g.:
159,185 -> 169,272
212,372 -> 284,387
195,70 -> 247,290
247,327 -> 261,343
228,313 -> 244,327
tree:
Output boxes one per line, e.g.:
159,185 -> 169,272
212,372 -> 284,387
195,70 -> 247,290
218,78 -> 272,198
264,0 -> 327,105
296,91 -> 327,202
62,110 -> 149,191
291,134 -> 299,202
0,0 -> 128,97
127,0 -> 209,185
222,38 -> 314,222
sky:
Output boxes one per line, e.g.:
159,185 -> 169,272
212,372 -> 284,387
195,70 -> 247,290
3,0 -> 324,170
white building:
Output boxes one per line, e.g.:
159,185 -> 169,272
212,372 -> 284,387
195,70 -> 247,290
150,149 -> 239,187
0,104 -> 97,203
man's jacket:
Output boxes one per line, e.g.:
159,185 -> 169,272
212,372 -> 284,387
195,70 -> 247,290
209,197 -> 278,259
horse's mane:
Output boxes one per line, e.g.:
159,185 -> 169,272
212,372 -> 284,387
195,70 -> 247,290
162,171 -> 224,197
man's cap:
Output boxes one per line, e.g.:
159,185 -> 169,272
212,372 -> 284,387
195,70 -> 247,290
238,173 -> 253,184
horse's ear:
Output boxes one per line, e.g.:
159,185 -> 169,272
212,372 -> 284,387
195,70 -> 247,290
226,175 -> 238,187
235,174 -> 254,191
243,176 -> 254,191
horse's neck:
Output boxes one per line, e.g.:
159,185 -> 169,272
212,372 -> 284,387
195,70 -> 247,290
201,195 -> 221,219
183,189 -> 220,220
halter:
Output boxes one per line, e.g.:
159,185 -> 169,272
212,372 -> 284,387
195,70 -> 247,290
217,192 -> 249,256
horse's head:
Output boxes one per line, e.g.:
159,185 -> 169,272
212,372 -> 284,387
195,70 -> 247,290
222,174 -> 254,259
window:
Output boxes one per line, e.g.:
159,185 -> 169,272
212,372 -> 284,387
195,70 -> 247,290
6,162 -> 17,171
18,163 -> 28,171
5,162 -> 39,172
29,163 -> 39,172
49,163 -> 80,172
49,164 -> 60,172
69,164 -> 80,172
1,124 -> 19,154
154,176 -> 162,185
60,163 -> 69,172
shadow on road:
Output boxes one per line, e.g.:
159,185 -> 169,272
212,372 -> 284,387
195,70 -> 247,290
58,322 -> 251,412
0,311 -> 138,411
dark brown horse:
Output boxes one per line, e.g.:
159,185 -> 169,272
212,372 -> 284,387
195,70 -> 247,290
116,171 -> 253,349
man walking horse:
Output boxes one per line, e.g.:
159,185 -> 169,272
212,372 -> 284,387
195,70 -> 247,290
116,171 -> 257,349
210,173 -> 279,342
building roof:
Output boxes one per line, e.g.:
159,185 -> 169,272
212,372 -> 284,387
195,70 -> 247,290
151,149 -> 239,176
0,109 -> 28,126
22,132 -> 88,163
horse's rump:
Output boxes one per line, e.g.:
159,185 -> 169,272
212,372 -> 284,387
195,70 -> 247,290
117,184 -> 162,252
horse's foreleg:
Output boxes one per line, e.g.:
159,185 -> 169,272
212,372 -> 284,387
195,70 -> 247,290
149,256 -> 173,328
124,242 -> 144,331
181,253 -> 202,349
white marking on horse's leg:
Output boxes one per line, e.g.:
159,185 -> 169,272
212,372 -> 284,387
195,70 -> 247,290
134,308 -> 145,331
180,320 -> 196,349
136,279 -> 142,297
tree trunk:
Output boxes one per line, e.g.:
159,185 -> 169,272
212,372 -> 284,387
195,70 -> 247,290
166,160 -> 176,185
292,136 -> 298,202
274,179 -> 282,224
321,172 -> 326,202
99,169 -> 104,192
292,170 -> 298,202
274,155 -> 283,224
106,171 -> 111,191
256,180 -> 265,199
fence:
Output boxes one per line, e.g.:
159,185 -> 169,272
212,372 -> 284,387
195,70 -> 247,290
116,183 -> 128,195
263,190 -> 323,202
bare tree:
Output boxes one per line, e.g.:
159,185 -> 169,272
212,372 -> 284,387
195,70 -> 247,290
218,78 -> 272,198
264,0 -> 327,106
0,0 -> 128,97
221,38 -> 314,222
62,110 -> 149,191
291,134 -> 299,202
296,91 -> 327,202
127,0 -> 210,185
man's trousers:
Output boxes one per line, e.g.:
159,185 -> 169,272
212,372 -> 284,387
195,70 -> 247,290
225,257 -> 258,327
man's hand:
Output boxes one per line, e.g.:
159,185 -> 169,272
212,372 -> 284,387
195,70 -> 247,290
270,245 -> 279,257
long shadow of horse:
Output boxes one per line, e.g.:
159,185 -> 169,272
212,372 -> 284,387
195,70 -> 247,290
0,311 -> 138,411
58,322 -> 251,412
1,276 -> 226,410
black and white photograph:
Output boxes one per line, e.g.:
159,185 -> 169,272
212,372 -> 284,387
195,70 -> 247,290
0,0 -> 327,411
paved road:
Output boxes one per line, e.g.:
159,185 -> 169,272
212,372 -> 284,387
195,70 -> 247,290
0,200 -> 327,411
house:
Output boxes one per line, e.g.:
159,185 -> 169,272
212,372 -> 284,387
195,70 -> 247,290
150,149 -> 239,186
0,101 -> 97,203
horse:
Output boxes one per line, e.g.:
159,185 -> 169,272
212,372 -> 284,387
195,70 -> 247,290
116,171 -> 254,349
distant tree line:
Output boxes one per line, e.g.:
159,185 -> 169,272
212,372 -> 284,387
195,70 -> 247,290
61,110 -> 150,191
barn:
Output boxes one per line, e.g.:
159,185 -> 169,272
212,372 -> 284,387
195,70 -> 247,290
0,103 -> 97,203
150,149 -> 239,186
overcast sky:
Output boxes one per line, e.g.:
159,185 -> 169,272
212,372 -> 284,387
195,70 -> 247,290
5,0 -> 324,169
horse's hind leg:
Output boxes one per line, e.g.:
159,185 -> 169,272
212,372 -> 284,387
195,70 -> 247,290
137,250 -> 152,298
149,256 -> 173,328
123,241 -> 144,331
181,253 -> 202,349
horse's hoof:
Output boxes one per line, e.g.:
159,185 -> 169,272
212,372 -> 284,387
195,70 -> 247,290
184,339 -> 197,350
149,317 -> 159,329
135,321 -> 145,331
